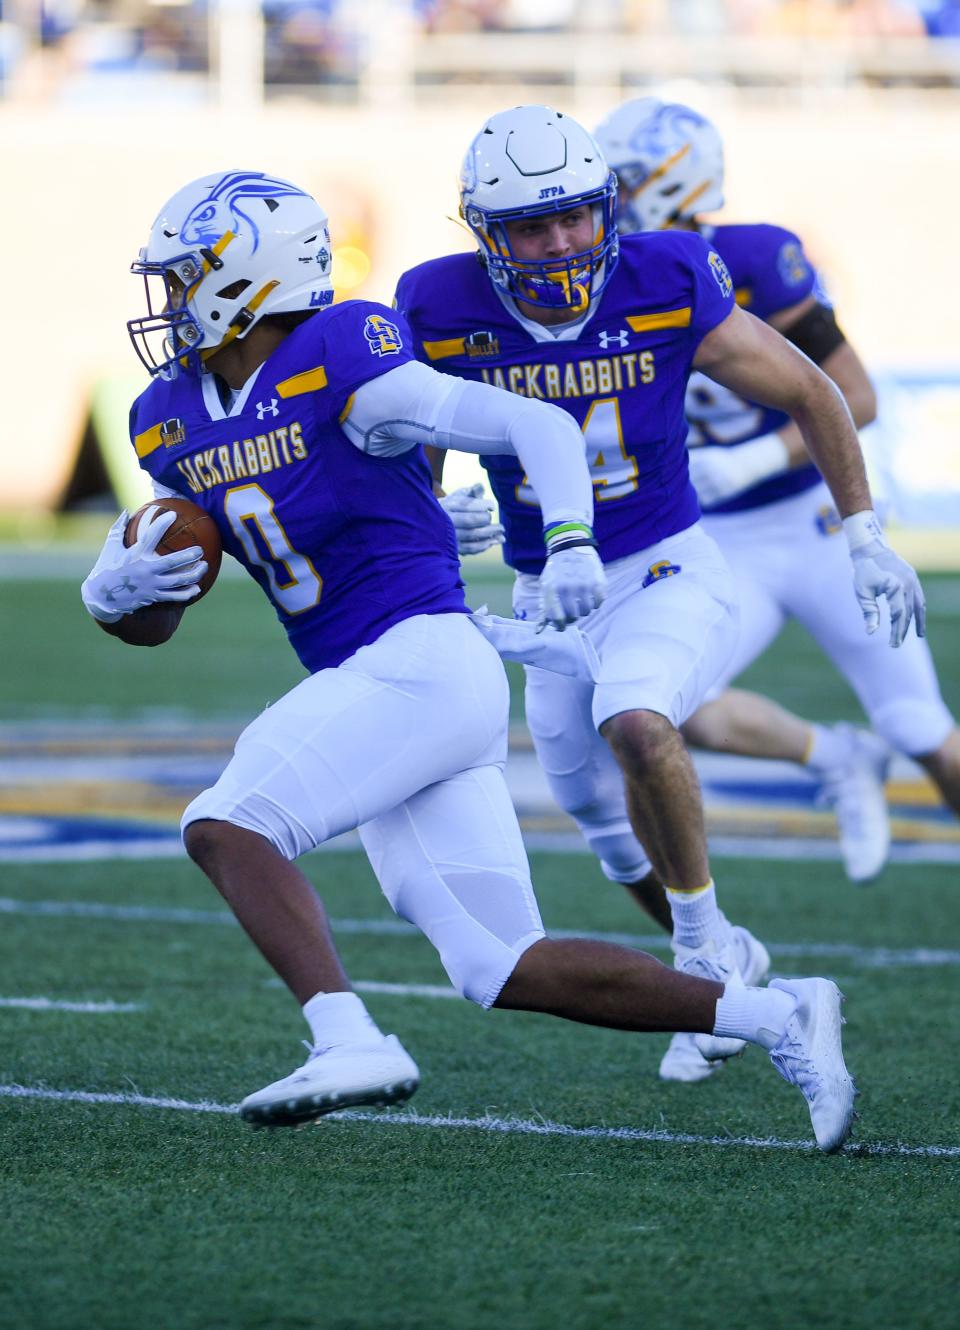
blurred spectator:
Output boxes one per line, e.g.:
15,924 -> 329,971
264,0 -> 358,85
417,0 -> 510,30
915,0 -> 960,34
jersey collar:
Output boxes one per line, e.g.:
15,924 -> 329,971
495,284 -> 599,345
200,364 -> 266,421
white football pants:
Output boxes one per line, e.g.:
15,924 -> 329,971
702,481 -> 954,756
513,522 -> 739,885
182,613 -> 545,1008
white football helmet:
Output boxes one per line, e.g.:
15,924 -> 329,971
128,170 -> 335,377
459,105 -> 618,312
593,98 -> 724,234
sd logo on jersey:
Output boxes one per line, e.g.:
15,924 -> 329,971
777,241 -> 811,288
642,560 -> 682,588
815,504 -> 842,536
707,251 -> 733,299
364,314 -> 403,357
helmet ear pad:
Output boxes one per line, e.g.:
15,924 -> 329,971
459,105 -> 621,310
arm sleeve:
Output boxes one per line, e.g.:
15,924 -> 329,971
343,359 -> 593,527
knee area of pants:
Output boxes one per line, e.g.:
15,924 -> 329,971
182,817 -> 233,867
870,700 -> 953,757
447,960 -> 510,1008
601,710 -> 673,763
439,934 -> 545,1009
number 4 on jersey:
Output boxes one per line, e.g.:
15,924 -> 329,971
515,396 -> 639,505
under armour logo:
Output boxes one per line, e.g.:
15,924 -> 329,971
256,399 -> 279,419
104,576 -> 137,603
598,329 -> 630,350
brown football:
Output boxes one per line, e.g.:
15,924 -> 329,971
100,601 -> 185,648
124,496 -> 222,599
96,498 -> 223,647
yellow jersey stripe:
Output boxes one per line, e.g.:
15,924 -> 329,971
134,423 -> 163,459
626,308 -> 692,332
277,365 -> 328,398
339,392 -> 356,424
423,337 -> 467,361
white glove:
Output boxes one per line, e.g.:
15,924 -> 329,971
80,508 -> 207,624
687,434 -> 789,506
843,510 -> 926,648
538,523 -> 607,630
439,482 -> 505,556
470,606 -> 600,682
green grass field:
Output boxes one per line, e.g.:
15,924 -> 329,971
2,557 -> 959,1330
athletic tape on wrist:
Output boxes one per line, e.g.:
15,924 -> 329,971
544,521 -> 597,557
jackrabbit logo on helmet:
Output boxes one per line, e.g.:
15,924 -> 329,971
180,172 -> 311,253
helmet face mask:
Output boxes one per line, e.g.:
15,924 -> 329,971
593,98 -> 725,235
128,170 -> 336,378
459,106 -> 619,312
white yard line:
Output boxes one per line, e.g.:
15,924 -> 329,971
0,996 -> 142,1013
1,895 -> 958,967
1,1083 -> 957,1159
354,980 -> 460,1000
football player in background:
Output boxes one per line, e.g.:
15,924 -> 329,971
592,97 -> 960,1079
79,170 -> 859,1152
397,105 -> 923,1087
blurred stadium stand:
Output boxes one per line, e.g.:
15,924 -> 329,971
0,0 -> 957,546
1,0 -> 959,103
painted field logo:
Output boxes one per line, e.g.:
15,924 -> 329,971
642,560 -> 682,588
364,314 -> 403,357
160,418 -> 186,448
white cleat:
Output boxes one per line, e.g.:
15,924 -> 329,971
767,976 -> 856,1154
816,724 -> 892,884
239,1034 -> 420,1128
663,925 -> 772,1079
659,1032 -> 719,1083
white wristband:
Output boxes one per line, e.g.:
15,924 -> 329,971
842,509 -> 885,553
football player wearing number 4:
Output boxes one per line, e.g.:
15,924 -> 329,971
594,98 -> 959,871
80,169 -> 860,1151
397,104 -> 923,1088
589,97 -> 960,1081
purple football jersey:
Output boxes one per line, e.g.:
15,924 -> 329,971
130,301 -> 467,671
687,222 -> 823,513
395,231 -> 734,574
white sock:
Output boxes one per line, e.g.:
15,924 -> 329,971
667,881 -> 727,949
712,983 -> 796,1050
806,723 -> 851,773
303,991 -> 383,1051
